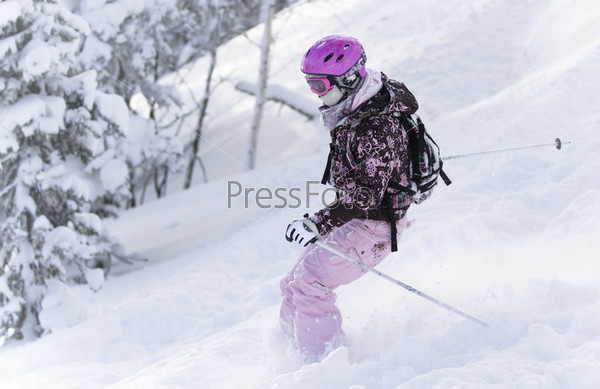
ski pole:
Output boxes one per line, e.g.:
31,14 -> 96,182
315,240 -> 488,327
442,137 -> 569,161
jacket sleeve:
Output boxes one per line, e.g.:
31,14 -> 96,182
312,114 -> 409,235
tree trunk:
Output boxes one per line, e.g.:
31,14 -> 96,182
184,48 -> 216,189
246,0 -> 274,171
154,166 -> 169,198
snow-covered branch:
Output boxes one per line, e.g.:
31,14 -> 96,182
236,81 -> 316,121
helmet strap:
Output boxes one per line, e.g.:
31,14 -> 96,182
337,72 -> 363,90
327,73 -> 364,107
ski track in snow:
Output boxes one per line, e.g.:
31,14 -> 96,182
2,0 -> 600,388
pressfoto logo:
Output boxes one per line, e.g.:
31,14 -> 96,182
227,180 -> 376,210
227,180 -> 335,209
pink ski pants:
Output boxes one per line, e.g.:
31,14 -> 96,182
279,217 -> 408,357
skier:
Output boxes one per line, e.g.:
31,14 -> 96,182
281,35 -> 421,359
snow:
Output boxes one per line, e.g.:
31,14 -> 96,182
236,81 -> 317,120
0,1 -> 23,59
0,35 -> 18,59
41,226 -> 79,259
83,1 -> 130,40
19,45 -> 56,79
84,268 -> 105,292
40,161 -> 92,200
33,215 -> 53,231
39,96 -> 66,134
0,1 -> 21,28
2,0 -> 600,388
60,70 -> 98,110
74,212 -> 103,235
0,95 -> 47,139
16,156 -> 43,186
14,183 -> 36,214
54,5 -> 91,37
0,94 -> 65,142
39,279 -> 90,331
94,91 -> 130,134
99,158 -> 129,192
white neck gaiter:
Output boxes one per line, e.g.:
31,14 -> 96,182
318,69 -> 383,131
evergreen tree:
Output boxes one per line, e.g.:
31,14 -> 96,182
80,0 -> 291,193
80,0 -> 189,201
0,0 -> 130,341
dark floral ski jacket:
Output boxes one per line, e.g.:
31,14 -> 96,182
312,73 -> 419,236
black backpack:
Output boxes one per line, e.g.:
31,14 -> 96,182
389,113 -> 451,204
384,113 -> 451,251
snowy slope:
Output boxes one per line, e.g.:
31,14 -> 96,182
2,0 -> 600,388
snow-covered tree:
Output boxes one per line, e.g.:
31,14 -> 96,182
79,0 -> 295,192
0,1 -> 131,341
79,0 -> 192,200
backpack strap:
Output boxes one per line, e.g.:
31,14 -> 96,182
398,113 -> 426,174
321,130 -> 359,185
387,180 -> 417,196
438,160 -> 452,186
321,143 -> 336,185
382,195 -> 399,252
382,113 -> 415,253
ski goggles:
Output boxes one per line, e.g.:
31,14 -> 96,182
305,75 -> 337,96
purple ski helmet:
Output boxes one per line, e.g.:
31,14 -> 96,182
301,35 -> 367,78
